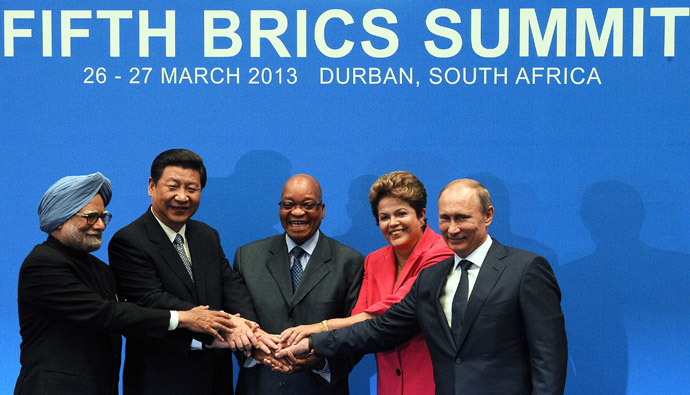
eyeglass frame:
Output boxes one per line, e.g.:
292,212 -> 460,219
75,211 -> 112,225
278,201 -> 324,211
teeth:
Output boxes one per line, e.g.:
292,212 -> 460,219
391,230 -> 404,235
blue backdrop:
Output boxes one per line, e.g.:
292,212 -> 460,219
2,1 -> 689,393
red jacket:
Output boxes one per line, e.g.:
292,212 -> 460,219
352,226 -> 453,395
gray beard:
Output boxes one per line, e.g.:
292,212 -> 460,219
63,222 -> 103,252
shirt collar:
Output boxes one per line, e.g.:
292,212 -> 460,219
454,235 -> 492,270
286,230 -> 320,256
151,206 -> 187,243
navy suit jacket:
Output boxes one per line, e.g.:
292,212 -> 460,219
313,239 -> 567,395
108,209 -> 257,395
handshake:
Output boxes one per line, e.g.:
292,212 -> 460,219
178,306 -> 327,374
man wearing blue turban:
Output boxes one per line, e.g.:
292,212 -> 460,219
15,172 -> 238,395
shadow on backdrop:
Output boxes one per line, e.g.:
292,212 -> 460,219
334,174 -> 384,394
469,173 -> 559,266
558,181 -> 690,394
195,150 -> 292,253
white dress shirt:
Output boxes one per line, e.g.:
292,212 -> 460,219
440,236 -> 493,327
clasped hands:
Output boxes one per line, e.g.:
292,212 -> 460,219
250,324 -> 323,374
218,321 -> 327,374
179,307 -> 323,374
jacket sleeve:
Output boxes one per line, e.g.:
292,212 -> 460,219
519,256 -> 568,394
314,274 -> 421,357
18,248 -> 170,339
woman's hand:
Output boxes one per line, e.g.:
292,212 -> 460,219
280,323 -> 324,346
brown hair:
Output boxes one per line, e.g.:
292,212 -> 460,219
369,171 -> 426,224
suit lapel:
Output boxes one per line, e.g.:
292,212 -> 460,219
265,235 -> 294,305
433,257 -> 457,350
291,233 -> 331,308
143,210 -> 196,297
455,240 -> 507,352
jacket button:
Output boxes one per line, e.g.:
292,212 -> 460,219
288,314 -> 294,320
455,358 -> 462,364
396,369 -> 401,376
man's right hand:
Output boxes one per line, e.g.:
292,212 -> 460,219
253,348 -> 297,374
178,305 -> 235,342
226,315 -> 261,352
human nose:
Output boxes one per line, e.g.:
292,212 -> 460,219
290,206 -> 306,216
93,216 -> 107,230
175,190 -> 189,201
447,220 -> 461,234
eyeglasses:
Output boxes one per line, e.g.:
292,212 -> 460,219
75,212 -> 112,225
278,201 -> 323,211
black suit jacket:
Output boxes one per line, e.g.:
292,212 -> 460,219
313,239 -> 567,395
15,236 -> 170,395
108,209 -> 257,395
233,232 -> 364,395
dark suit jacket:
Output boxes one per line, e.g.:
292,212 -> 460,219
108,209 -> 257,395
233,232 -> 364,395
313,239 -> 567,395
15,236 -> 170,395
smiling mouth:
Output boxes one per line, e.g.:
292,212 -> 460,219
171,206 -> 188,212
390,229 -> 405,235
289,221 -> 309,227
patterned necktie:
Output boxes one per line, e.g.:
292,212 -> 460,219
290,246 -> 305,293
451,259 -> 473,344
173,234 -> 194,282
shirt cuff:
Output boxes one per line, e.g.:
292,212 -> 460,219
169,310 -> 179,330
243,355 -> 258,368
191,339 -> 203,350
313,358 -> 331,382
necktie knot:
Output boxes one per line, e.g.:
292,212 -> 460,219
174,234 -> 184,245
459,259 -> 473,272
291,246 -> 304,259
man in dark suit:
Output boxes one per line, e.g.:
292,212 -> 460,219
16,172 -> 236,395
108,149 -> 261,395
233,174 -> 364,395
279,178 -> 567,395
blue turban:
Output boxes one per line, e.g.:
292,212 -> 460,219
38,172 -> 112,233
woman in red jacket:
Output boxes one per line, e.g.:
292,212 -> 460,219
281,171 -> 453,395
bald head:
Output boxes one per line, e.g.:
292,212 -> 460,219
282,174 -> 323,201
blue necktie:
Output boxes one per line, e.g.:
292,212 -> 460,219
290,246 -> 305,293
173,234 -> 194,282
451,260 -> 473,344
